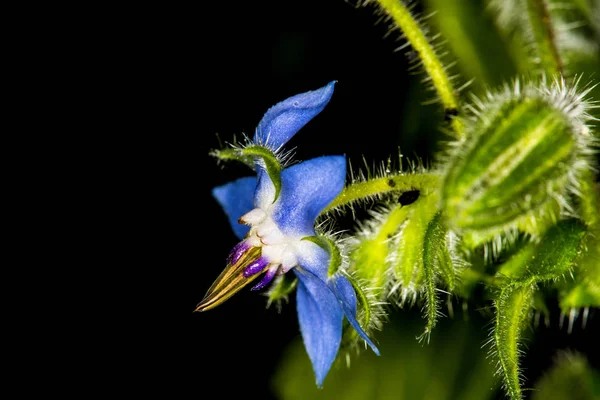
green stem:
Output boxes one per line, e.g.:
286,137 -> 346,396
375,0 -> 464,138
525,0 -> 564,77
323,173 -> 440,213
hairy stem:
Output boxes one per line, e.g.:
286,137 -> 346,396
323,173 -> 439,213
374,0 -> 464,138
525,0 -> 564,77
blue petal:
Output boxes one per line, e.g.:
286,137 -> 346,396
254,81 -> 336,150
212,176 -> 256,239
272,155 -> 346,237
297,242 -> 380,355
331,275 -> 380,355
294,268 -> 343,388
254,169 -> 276,210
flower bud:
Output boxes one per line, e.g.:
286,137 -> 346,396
441,78 -> 597,238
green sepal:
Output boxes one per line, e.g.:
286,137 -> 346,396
242,145 -> 282,202
210,147 -> 255,168
394,193 -> 440,291
266,273 -> 298,308
352,204 -> 411,299
420,210 -> 445,342
428,211 -> 456,291
302,235 -> 342,278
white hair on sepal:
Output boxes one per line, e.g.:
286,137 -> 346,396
384,215 -> 420,309
210,131 -> 300,172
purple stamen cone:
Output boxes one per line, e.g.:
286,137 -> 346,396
228,241 -> 250,265
251,267 -> 278,291
243,257 -> 269,278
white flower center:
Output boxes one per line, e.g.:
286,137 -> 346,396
240,207 -> 299,273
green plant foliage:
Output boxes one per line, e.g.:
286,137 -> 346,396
273,313 -> 500,400
330,1 -> 598,398
206,1 -> 600,398
532,352 -> 600,400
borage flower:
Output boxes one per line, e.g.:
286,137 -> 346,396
196,81 -> 379,387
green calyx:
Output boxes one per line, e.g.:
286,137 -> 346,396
242,145 -> 282,202
211,144 -> 283,202
266,274 -> 298,308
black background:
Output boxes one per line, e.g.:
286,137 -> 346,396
117,0 -> 600,398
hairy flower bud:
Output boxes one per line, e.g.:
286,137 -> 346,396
441,78 -> 597,240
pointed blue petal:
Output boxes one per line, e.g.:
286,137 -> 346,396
254,81 -> 336,150
331,275 -> 380,355
294,268 -> 343,388
212,176 -> 256,239
272,155 -> 346,237
297,242 -> 380,355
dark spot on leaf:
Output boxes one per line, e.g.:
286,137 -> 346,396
388,179 -> 396,187
398,190 -> 420,206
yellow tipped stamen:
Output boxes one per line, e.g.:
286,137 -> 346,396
195,247 -> 262,312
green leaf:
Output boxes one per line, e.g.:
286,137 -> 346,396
532,351 -> 600,400
493,281 -> 536,400
497,218 -> 587,282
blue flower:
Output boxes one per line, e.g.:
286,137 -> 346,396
197,81 -> 379,387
